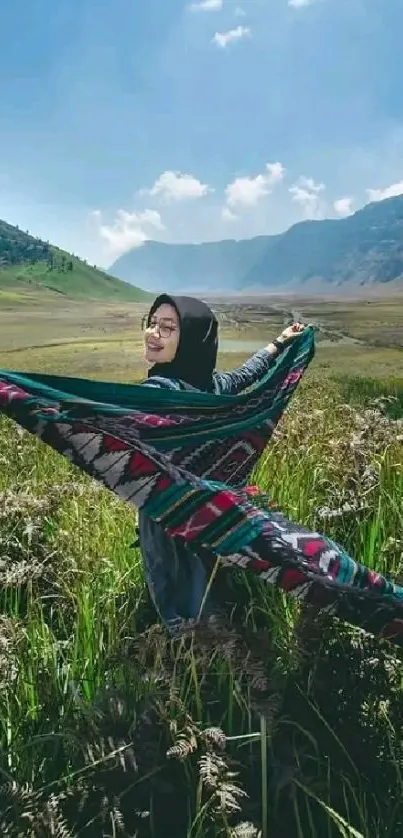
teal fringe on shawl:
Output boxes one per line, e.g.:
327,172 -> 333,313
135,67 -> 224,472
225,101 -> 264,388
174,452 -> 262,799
0,327 -> 403,646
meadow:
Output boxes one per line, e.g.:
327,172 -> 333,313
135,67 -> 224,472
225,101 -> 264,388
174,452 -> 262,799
0,294 -> 402,837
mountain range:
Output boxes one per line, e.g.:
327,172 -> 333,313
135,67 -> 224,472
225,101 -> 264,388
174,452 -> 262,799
0,219 -> 149,303
109,194 -> 403,293
2,194 -> 403,302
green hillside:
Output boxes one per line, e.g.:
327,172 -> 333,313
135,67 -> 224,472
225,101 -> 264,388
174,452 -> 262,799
0,218 -> 150,302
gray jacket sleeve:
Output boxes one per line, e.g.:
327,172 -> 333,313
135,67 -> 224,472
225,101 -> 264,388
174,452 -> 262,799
142,375 -> 182,390
213,348 -> 275,395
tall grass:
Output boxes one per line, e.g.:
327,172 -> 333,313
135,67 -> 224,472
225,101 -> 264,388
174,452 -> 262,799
336,374 -> 403,419
0,376 -> 402,836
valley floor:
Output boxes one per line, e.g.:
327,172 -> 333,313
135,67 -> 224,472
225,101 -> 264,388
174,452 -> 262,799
0,294 -> 402,381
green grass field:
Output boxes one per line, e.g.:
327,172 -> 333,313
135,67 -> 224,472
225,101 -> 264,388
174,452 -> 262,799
0,294 -> 402,837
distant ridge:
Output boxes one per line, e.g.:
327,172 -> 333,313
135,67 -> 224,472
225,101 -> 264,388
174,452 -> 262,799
109,194 -> 403,294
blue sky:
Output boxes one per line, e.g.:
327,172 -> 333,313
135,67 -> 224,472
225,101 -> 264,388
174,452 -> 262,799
1,0 -> 403,267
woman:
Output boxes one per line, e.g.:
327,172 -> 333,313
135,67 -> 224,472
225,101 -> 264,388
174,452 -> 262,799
2,313 -> 402,645
138,293 -> 306,632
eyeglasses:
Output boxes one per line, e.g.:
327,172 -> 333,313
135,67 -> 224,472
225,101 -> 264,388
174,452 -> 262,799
141,316 -> 178,339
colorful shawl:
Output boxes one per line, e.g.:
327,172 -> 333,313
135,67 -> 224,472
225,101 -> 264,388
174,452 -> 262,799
0,328 -> 402,645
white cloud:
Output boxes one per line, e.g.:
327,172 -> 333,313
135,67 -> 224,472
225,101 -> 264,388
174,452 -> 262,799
189,0 -> 222,10
366,180 -> 403,203
234,6 -> 246,15
148,170 -> 211,202
289,176 -> 325,219
288,0 -> 316,7
225,162 -> 285,210
212,25 -> 251,48
221,206 -> 238,222
334,197 -> 354,217
93,208 -> 164,257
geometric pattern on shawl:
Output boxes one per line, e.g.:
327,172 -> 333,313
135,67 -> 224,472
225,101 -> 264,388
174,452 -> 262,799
0,327 -> 403,647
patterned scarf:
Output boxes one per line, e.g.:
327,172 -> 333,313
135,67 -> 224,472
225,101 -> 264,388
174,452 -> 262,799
0,327 -> 402,645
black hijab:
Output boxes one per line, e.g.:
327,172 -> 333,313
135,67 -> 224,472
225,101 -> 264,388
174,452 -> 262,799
146,294 -> 218,392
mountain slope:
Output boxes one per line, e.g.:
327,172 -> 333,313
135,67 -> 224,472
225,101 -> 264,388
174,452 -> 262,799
244,195 -> 403,289
109,194 -> 403,293
0,219 -> 150,302
109,236 -> 272,293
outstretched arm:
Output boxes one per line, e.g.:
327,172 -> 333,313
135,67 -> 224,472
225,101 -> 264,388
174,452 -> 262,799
213,345 -> 278,395
214,324 -> 306,395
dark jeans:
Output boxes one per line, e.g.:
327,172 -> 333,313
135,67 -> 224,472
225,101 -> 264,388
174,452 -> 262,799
137,511 -> 216,632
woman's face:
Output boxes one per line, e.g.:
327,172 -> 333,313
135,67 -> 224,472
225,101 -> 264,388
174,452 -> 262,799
144,303 -> 180,364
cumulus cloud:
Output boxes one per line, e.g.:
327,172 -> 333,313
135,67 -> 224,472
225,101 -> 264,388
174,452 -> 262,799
289,176 -> 325,219
147,170 -> 211,202
224,162 -> 285,211
366,180 -> 403,202
334,197 -> 354,217
92,208 -> 164,257
189,0 -> 222,10
221,206 -> 238,222
212,25 -> 251,48
288,0 -> 316,7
